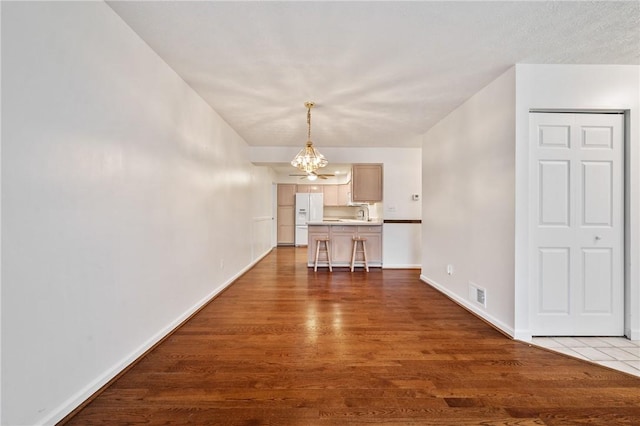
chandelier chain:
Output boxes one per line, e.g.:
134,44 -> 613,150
291,101 -> 327,174
307,105 -> 312,142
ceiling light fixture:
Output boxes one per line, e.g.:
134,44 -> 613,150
289,170 -> 335,180
291,101 -> 328,174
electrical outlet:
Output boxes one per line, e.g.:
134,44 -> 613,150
220,259 -> 224,270
446,264 -> 453,275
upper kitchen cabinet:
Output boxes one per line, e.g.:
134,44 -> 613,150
337,184 -> 351,206
277,184 -> 297,206
352,164 -> 383,202
323,184 -> 351,206
296,184 -> 323,193
323,185 -> 338,206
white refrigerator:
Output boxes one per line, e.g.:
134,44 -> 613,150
295,193 -> 324,246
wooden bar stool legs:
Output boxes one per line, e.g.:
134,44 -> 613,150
350,237 -> 369,272
314,238 -> 332,272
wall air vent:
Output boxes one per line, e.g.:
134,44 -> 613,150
477,288 -> 486,306
469,282 -> 487,308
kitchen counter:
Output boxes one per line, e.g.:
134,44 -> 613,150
307,221 -> 382,268
307,219 -> 383,226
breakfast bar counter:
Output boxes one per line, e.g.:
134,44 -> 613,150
307,220 -> 382,268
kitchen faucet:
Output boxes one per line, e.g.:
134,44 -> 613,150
358,204 -> 370,221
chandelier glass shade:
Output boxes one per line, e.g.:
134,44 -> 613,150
291,102 -> 328,173
291,142 -> 328,173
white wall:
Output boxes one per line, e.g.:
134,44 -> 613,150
1,3 -> 273,425
251,146 -> 423,267
382,223 -> 421,268
421,68 -> 516,335
420,64 -> 640,340
514,64 -> 640,340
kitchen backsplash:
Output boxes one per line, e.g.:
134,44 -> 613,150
324,203 -> 382,220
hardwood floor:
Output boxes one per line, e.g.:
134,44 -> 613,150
62,247 -> 640,425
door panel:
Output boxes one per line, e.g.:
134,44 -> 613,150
582,161 -> 612,226
582,126 -> 613,149
530,112 -> 623,336
538,124 -> 570,148
582,248 -> 612,313
538,248 -> 570,314
539,161 -> 570,226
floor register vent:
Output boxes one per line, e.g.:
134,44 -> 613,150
469,282 -> 486,308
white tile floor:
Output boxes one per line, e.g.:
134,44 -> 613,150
530,336 -> 640,377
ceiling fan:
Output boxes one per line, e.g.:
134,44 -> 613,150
289,171 -> 335,181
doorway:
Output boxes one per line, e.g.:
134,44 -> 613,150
529,112 -> 624,336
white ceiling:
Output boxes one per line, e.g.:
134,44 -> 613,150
107,1 -> 640,149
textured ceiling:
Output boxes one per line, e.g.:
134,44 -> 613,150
107,1 -> 640,148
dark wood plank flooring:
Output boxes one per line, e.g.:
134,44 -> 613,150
62,247 -> 640,425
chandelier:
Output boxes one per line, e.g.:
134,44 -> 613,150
291,101 -> 328,173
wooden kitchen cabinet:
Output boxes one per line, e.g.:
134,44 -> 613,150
277,205 -> 295,245
352,164 -> 383,202
338,184 -> 351,206
307,226 -> 331,265
323,184 -> 351,206
277,184 -> 297,245
323,185 -> 338,206
330,226 -> 358,263
277,184 -> 297,206
296,184 -> 322,193
307,223 -> 382,267
357,225 -> 382,264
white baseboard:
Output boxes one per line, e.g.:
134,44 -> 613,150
382,264 -> 421,269
42,248 -> 273,426
627,328 -> 640,341
420,274 -> 515,338
513,329 -> 533,342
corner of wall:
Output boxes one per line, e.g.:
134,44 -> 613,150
420,275 -> 515,338
421,67 -> 517,336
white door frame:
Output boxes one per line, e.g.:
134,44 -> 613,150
528,111 -> 625,336
512,65 -> 640,343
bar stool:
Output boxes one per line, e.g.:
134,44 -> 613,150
314,237 -> 332,272
350,236 -> 369,272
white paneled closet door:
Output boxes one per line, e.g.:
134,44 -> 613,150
530,112 -> 624,336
